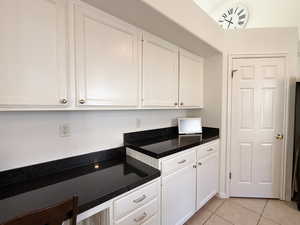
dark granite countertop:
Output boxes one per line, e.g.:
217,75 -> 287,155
0,147 -> 160,224
124,127 -> 219,158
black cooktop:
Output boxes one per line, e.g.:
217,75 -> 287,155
0,147 -> 160,224
124,127 -> 219,158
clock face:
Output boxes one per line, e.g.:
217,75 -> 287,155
218,4 -> 249,30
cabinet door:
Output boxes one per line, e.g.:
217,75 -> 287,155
142,32 -> 179,108
75,3 -> 140,107
162,164 -> 196,225
0,0 -> 68,107
179,49 -> 204,108
197,153 -> 219,210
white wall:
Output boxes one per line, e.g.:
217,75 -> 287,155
140,0 -> 225,52
200,54 -> 223,128
0,110 -> 196,171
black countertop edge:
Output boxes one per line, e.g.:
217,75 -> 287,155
0,147 -> 126,189
124,127 -> 219,158
126,136 -> 220,159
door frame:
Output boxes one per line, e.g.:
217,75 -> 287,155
226,52 -> 290,200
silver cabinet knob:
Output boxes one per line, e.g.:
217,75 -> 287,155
180,102 -> 184,106
79,99 -> 86,104
198,162 -> 202,166
60,98 -> 68,104
174,102 -> 178,106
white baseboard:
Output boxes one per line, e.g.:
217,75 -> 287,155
218,192 -> 229,199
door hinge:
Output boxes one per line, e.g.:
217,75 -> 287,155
229,172 -> 232,180
231,69 -> 238,78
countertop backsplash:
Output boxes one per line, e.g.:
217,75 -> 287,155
0,109 -> 200,172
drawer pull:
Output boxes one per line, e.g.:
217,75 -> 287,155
134,212 -> 147,222
207,148 -> 214,152
177,159 -> 186,164
133,194 -> 147,203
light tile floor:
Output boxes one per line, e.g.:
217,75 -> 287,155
185,197 -> 300,225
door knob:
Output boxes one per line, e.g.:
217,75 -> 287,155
174,102 -> 178,106
275,134 -> 284,140
180,102 -> 184,106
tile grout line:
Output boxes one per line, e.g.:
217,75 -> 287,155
208,199 -> 235,225
228,198 -> 269,216
256,199 -> 269,225
203,198 -> 226,225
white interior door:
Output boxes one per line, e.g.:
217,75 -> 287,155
230,57 -> 285,198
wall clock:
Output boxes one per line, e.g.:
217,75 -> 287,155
217,3 -> 249,30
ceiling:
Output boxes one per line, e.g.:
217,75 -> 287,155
193,0 -> 229,14
193,0 -> 300,34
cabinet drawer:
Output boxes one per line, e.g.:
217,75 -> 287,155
162,150 -> 196,176
197,141 -> 219,161
114,181 -> 158,220
141,214 -> 159,225
115,198 -> 158,225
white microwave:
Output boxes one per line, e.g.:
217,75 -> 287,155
178,118 -> 202,134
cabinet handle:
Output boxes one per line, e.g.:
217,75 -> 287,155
133,194 -> 146,203
134,212 -> 147,222
193,165 -> 197,168
174,102 -> 178,106
79,99 -> 86,104
60,98 -> 68,104
180,102 -> 184,106
207,148 -> 214,152
178,159 -> 186,164
198,162 -> 202,166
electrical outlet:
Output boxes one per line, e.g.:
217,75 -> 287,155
59,123 -> 71,137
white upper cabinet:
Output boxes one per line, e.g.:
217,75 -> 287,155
0,0 -> 69,108
142,32 -> 179,108
75,3 -> 140,107
179,49 -> 204,108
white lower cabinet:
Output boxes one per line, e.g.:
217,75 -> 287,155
162,164 -> 196,225
141,214 -> 159,225
113,180 -> 160,225
115,198 -> 158,225
196,153 -> 219,210
77,213 -> 106,225
113,181 -> 158,220
127,139 -> 220,225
